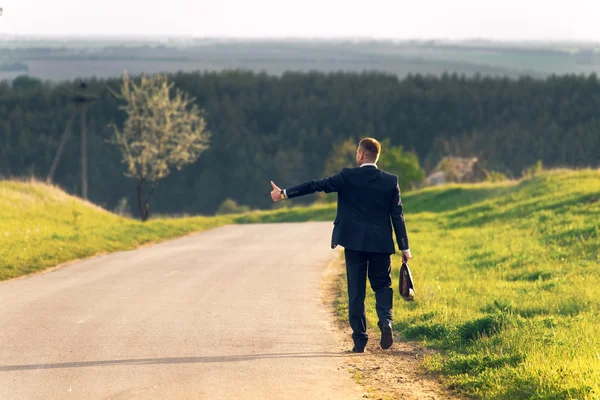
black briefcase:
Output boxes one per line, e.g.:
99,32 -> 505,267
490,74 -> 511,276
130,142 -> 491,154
399,262 -> 415,301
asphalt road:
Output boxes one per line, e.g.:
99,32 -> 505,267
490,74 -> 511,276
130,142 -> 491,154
0,222 -> 365,399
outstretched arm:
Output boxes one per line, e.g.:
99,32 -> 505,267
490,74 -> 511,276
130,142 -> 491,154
390,177 -> 412,262
270,172 -> 345,202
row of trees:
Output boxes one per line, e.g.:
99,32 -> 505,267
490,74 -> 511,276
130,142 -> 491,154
1,71 -> 599,216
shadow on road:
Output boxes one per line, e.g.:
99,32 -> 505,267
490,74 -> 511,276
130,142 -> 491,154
0,352 -> 357,372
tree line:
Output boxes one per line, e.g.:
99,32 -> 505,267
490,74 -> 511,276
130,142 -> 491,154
1,71 -> 599,216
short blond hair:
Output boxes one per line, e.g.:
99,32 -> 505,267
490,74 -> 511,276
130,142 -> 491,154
359,137 -> 381,162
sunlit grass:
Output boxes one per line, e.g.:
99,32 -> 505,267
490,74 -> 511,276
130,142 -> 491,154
2,170 -> 599,399
334,169 -> 600,399
0,179 -> 335,281
0,179 -> 234,280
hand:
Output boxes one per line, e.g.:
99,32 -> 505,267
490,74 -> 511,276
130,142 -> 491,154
270,181 -> 283,202
402,249 -> 412,263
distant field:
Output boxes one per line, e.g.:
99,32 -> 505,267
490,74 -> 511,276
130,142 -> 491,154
1,39 -> 600,81
0,57 -> 527,82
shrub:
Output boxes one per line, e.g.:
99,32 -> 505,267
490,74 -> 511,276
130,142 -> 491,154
216,199 -> 250,215
523,160 -> 544,178
486,171 -> 507,182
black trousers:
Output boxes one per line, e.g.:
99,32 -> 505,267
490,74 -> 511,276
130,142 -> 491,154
344,249 -> 393,348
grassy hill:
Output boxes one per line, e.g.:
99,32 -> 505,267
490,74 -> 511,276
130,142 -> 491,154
0,180 -> 227,280
0,178 -> 333,281
1,170 -> 598,398
333,169 -> 599,399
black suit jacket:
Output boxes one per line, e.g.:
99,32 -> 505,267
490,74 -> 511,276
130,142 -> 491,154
285,166 -> 409,254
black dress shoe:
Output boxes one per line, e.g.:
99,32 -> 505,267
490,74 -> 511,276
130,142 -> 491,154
379,322 -> 393,350
352,346 -> 365,353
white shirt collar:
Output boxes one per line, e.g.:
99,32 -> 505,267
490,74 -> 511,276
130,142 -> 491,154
360,163 -> 378,168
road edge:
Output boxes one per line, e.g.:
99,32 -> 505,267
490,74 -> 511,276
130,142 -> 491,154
319,254 -> 461,400
0,224 -> 230,284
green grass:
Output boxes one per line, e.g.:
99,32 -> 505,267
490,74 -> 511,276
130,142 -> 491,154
2,170 -> 599,399
0,179 -> 334,281
332,169 -> 600,399
0,180 -> 230,280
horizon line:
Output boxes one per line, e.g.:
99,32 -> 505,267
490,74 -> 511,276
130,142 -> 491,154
1,34 -> 600,45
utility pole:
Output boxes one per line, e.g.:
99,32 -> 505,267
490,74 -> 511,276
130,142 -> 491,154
80,103 -> 88,199
47,106 -> 77,183
47,81 -> 95,200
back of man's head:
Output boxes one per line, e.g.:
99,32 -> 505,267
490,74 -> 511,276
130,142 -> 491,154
359,137 -> 381,163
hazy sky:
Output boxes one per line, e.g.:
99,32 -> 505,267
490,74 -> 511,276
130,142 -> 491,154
1,0 -> 599,41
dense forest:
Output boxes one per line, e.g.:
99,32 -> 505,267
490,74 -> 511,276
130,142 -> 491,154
1,71 -> 599,215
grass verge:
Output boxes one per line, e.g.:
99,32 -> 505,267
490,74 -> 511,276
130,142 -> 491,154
3,170 -> 599,400
0,179 -> 335,281
334,169 -> 600,399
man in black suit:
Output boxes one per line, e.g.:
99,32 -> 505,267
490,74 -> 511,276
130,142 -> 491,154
270,138 -> 411,353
